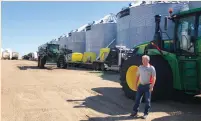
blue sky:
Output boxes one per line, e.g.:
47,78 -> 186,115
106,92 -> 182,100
2,1 -> 131,56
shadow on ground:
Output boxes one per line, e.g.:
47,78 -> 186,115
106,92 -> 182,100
89,71 -> 120,83
66,67 -> 93,72
67,87 -> 131,116
80,115 -> 139,121
151,114 -> 201,121
66,87 -> 201,121
17,66 -> 54,70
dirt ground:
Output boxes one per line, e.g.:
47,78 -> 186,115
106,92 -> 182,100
1,60 -> 201,121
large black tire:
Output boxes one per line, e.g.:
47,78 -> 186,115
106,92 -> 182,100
92,63 -> 98,71
37,56 -> 40,67
120,55 -> 173,101
57,61 -> 61,68
120,55 -> 142,100
58,56 -> 67,69
100,63 -> 105,71
39,56 -> 46,69
149,55 -> 173,101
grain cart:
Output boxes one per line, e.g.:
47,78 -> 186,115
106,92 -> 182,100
2,51 -> 10,60
11,52 -> 19,60
120,7 -> 201,101
37,43 -> 72,69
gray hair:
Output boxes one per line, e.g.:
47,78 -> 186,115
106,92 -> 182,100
142,55 -> 150,62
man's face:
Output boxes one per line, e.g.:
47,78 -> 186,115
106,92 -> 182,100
142,57 -> 149,66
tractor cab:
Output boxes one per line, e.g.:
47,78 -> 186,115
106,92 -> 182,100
46,44 -> 60,54
166,8 -> 201,56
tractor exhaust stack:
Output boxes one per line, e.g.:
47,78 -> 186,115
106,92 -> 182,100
153,15 -> 164,50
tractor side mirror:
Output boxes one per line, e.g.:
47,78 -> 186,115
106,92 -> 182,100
164,17 -> 168,31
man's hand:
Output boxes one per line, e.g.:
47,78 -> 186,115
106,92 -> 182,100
149,87 -> 153,92
150,84 -> 154,92
150,76 -> 156,92
135,75 -> 140,91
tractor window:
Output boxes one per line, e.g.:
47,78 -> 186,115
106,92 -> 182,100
48,44 -> 59,51
176,15 -> 196,54
198,16 -> 201,38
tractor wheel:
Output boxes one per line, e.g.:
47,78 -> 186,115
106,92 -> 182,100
120,55 -> 141,100
92,63 -> 97,71
93,62 -> 99,71
100,63 -> 105,71
37,56 -> 40,67
120,55 -> 173,101
149,55 -> 173,101
39,57 -> 46,69
96,64 -> 100,71
57,61 -> 61,68
59,56 -> 67,69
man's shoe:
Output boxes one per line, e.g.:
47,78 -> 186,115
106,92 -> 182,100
130,112 -> 138,117
142,114 -> 148,119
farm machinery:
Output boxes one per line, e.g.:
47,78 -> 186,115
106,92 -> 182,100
11,52 -> 19,60
65,46 -> 131,72
37,43 -> 72,69
120,7 -> 201,101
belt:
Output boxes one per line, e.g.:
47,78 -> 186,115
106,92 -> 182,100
140,83 -> 151,85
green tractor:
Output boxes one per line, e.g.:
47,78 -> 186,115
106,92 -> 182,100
37,43 -> 72,69
120,7 -> 201,101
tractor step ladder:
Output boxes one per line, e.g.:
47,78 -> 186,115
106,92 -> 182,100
179,59 -> 199,93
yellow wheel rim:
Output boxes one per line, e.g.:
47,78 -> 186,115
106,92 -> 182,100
126,65 -> 140,91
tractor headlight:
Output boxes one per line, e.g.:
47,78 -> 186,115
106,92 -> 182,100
122,53 -> 128,60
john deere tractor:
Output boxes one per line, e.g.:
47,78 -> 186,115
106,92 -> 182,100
37,43 -> 72,69
120,7 -> 201,101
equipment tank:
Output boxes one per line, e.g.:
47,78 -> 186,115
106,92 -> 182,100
2,51 -> 10,60
116,1 -> 190,48
85,13 -> 117,56
12,52 -> 19,60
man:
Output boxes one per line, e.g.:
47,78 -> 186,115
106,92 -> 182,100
130,55 -> 156,119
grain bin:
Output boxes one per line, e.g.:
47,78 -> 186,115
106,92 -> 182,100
67,24 -> 88,53
116,1 -> 189,48
86,13 -> 117,56
58,35 -> 68,49
189,1 -> 201,9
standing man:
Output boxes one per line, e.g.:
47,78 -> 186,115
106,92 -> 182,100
130,55 -> 156,119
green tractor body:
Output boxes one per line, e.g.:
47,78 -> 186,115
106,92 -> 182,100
38,43 -> 72,68
120,7 -> 201,101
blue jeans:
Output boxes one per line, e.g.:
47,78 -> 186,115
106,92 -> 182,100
133,84 -> 151,115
